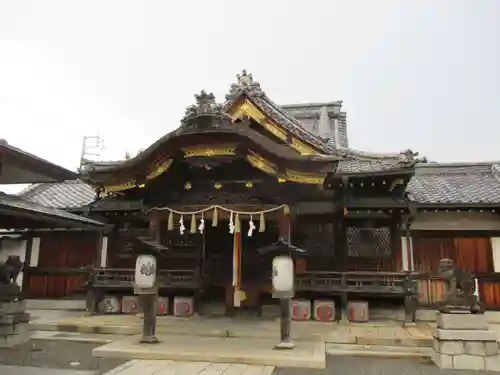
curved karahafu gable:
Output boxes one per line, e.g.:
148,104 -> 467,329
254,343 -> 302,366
79,71 -> 419,194
80,91 -> 342,193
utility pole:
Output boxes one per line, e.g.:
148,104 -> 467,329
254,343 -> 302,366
79,135 -> 104,168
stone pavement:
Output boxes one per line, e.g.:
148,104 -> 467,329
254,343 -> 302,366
101,360 -> 274,375
92,334 -> 325,369
274,355 -> 500,375
0,365 -> 96,375
29,313 -> 434,347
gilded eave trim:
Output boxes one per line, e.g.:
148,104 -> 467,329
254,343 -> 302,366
246,151 -> 277,175
228,98 -> 324,156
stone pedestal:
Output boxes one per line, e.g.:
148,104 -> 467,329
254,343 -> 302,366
0,296 -> 30,348
432,312 -> 500,371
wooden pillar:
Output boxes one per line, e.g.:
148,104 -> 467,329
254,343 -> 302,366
402,218 -> 416,324
21,235 -> 40,294
149,212 -> 161,242
21,235 -> 33,293
276,207 -> 294,349
279,209 -> 291,242
336,214 -> 348,322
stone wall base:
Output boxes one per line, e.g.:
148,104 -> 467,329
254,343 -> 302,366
432,312 -> 500,371
0,299 -> 30,348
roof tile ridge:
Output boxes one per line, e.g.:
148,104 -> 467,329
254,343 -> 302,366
334,147 -> 417,163
257,93 -> 331,148
414,163 -> 495,176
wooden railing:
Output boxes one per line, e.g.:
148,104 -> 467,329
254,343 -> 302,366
295,271 -> 417,297
87,268 -> 200,290
84,267 -> 500,309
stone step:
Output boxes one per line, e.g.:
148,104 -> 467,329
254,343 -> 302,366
326,343 -> 432,359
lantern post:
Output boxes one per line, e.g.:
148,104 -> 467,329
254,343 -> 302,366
134,254 -> 160,344
273,254 -> 295,349
257,238 -> 307,350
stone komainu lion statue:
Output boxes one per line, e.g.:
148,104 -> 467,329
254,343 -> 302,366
438,258 -> 483,314
0,255 -> 23,285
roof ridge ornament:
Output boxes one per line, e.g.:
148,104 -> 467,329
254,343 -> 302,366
225,69 -> 265,102
180,90 -> 224,125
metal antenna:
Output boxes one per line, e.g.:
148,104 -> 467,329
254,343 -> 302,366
79,135 -> 105,168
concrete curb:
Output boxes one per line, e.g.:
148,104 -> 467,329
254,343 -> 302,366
326,349 -> 430,359
31,335 -> 113,344
355,336 -> 432,347
326,343 -> 432,359
29,321 -> 433,347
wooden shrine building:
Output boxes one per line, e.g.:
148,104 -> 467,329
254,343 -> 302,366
9,72 -> 500,320
75,71 -> 420,317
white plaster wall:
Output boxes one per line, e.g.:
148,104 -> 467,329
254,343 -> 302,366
412,211 -> 500,231
400,237 -> 409,271
0,239 -> 27,287
491,237 -> 500,272
100,236 -> 108,268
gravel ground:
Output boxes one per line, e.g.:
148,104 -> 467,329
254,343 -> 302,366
0,341 -> 126,374
275,356 -> 498,375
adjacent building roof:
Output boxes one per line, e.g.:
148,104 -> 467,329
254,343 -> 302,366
407,162 -> 500,206
0,139 -> 78,184
19,180 -> 95,209
0,192 -> 105,229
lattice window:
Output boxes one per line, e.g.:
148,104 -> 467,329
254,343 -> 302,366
293,221 -> 335,256
346,227 -> 391,258
110,228 -> 149,259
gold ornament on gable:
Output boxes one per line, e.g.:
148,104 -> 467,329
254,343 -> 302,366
182,145 -> 237,158
285,170 -> 325,185
146,158 -> 173,180
103,180 -> 137,194
246,151 -> 277,175
291,138 -> 317,155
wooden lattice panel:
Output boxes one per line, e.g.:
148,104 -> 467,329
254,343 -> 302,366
346,227 -> 391,258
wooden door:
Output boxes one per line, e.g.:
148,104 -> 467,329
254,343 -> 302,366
27,232 -> 99,298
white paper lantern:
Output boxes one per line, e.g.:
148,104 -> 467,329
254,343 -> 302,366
272,256 -> 294,292
134,255 -> 157,289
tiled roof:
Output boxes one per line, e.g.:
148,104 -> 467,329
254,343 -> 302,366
407,162 -> 500,205
19,180 -> 95,209
224,70 -> 333,154
334,148 -> 416,174
0,192 -> 104,228
17,163 -> 500,209
223,70 -> 417,172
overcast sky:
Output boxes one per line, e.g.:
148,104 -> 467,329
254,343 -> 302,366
1,1 -> 500,188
